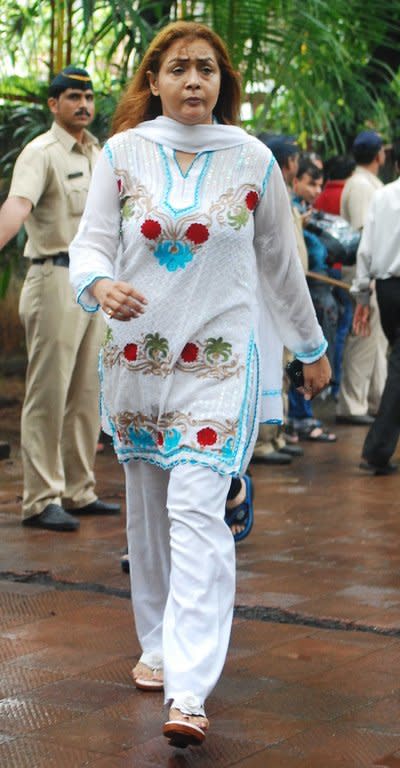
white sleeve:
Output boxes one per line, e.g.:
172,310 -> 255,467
69,149 -> 120,311
350,198 -> 375,305
254,160 -> 327,362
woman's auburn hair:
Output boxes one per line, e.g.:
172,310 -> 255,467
111,21 -> 241,135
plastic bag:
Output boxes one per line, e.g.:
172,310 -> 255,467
307,210 -> 360,266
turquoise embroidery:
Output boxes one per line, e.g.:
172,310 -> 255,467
294,340 -> 328,361
173,150 -> 197,179
154,239 -> 194,272
158,145 -> 212,216
163,428 -> 182,451
77,273 -> 111,313
141,218 -> 210,273
104,141 -> 113,165
127,427 -> 156,450
240,339 -> 259,473
221,437 -> 235,460
261,155 -> 276,197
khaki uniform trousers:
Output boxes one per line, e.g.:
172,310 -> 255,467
19,261 -> 105,519
253,424 -> 285,456
253,348 -> 291,456
337,284 -> 387,417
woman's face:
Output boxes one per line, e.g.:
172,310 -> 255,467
148,37 -> 221,126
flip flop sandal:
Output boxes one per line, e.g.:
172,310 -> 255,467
163,707 -> 209,748
224,473 -> 254,543
284,419 -> 322,441
298,426 -> 337,443
132,661 -> 164,691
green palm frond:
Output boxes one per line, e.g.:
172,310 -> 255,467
197,0 -> 400,147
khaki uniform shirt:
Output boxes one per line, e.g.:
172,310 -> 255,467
340,166 -> 383,232
340,166 -> 383,284
9,122 -> 100,259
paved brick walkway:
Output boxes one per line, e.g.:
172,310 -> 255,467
1,395 -> 400,767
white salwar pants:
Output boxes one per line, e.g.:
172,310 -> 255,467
124,460 -> 235,714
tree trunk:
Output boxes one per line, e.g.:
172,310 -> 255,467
49,0 -> 55,80
55,0 -> 65,73
66,0 -> 73,65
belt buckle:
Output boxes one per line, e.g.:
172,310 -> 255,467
55,252 -> 69,267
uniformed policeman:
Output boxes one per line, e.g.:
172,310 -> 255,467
0,66 -> 120,530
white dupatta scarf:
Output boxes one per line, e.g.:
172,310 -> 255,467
133,115 -> 257,152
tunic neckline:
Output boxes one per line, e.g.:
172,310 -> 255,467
159,145 -> 212,216
172,149 -> 205,179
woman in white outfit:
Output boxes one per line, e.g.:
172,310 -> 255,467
69,20 -> 331,748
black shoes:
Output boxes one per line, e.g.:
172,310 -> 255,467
22,499 -> 121,531
121,549 -> 130,573
251,449 -> 292,464
359,460 -> 398,476
278,444 -> 304,457
336,414 -> 375,426
22,503 -> 80,532
0,441 -> 10,460
68,499 -> 121,515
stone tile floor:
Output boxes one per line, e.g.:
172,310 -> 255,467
1,389 -> 400,767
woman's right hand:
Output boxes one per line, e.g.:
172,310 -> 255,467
300,354 -> 332,400
90,278 -> 148,321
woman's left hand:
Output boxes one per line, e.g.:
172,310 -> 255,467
299,354 -> 332,401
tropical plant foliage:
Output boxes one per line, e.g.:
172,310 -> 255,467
1,0 -> 399,150
0,0 -> 399,293
1,0 -> 399,143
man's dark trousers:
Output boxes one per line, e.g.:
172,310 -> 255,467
363,277 -> 400,466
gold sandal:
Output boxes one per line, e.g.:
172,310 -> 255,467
132,661 -> 164,691
163,706 -> 209,748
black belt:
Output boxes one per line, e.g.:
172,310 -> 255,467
31,252 -> 69,267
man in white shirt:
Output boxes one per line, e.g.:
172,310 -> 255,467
337,130 -> 388,425
351,141 -> 400,473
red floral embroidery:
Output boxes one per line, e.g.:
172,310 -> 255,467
117,179 -> 123,193
157,432 -> 164,446
141,219 -> 162,240
245,191 -> 259,211
185,223 -> 209,245
197,427 -> 218,447
181,343 -> 199,362
124,343 -> 138,361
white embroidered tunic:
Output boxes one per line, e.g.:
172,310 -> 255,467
70,117 -> 326,476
